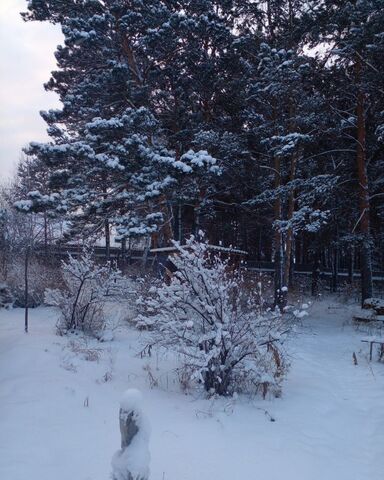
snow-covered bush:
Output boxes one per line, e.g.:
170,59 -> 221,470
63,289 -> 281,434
46,247 -> 128,336
136,235 -> 290,397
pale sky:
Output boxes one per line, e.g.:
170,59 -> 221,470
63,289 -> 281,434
0,0 -> 62,180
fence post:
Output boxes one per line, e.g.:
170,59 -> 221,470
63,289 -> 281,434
111,389 -> 150,480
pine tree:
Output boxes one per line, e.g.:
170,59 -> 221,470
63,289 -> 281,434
243,40 -> 337,308
22,1 -> 220,246
18,1 -> 384,294
302,0 -> 384,303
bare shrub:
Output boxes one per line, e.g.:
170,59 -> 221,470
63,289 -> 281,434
45,246 -> 128,336
5,256 -> 63,307
68,339 -> 102,362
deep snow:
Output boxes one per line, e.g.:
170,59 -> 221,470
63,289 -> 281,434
0,299 -> 383,480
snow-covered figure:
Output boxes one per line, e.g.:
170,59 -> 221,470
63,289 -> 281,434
137,234 -> 289,397
112,389 -> 150,480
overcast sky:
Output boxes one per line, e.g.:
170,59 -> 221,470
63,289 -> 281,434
0,0 -> 63,180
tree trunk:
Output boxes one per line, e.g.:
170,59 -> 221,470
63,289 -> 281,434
330,222 -> 339,293
347,245 -> 354,284
266,0 -> 274,41
283,152 -> 298,293
355,56 -> 373,305
43,211 -> 48,256
273,157 -> 284,310
24,246 -> 30,333
120,34 -> 143,86
331,243 -> 339,293
128,237 -> 133,265
121,237 -> 126,267
178,204 -> 183,243
311,249 -> 320,297
289,244 -> 295,288
105,218 -> 111,261
141,238 -> 150,272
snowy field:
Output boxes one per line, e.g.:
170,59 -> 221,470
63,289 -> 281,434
1,299 -> 384,480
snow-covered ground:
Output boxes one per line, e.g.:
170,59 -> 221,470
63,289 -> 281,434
1,299 -> 384,480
